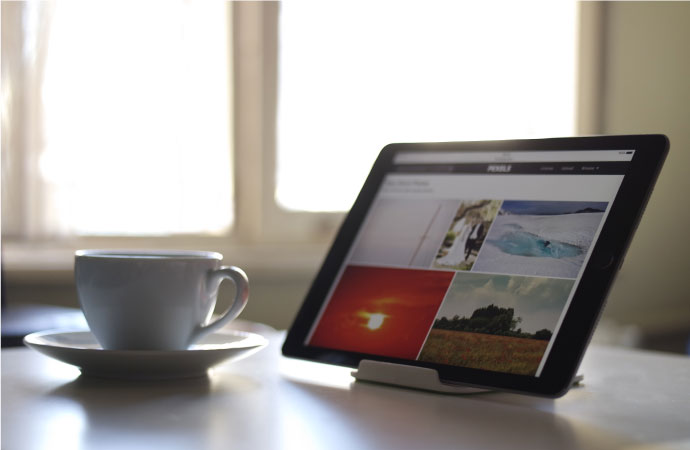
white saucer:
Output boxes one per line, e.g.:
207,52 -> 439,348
23,329 -> 268,380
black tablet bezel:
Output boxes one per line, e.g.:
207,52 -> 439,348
282,134 -> 668,397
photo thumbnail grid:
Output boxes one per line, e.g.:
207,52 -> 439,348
309,196 -> 609,375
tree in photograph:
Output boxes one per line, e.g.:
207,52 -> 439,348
533,329 -> 553,341
433,304 -> 552,341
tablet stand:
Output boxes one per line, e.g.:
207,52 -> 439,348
352,360 -> 489,394
352,359 -> 584,395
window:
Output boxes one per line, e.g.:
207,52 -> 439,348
276,1 -> 578,212
2,1 -> 580,254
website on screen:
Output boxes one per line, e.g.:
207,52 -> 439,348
307,150 -> 632,377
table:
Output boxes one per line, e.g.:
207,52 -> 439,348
3,324 -> 690,450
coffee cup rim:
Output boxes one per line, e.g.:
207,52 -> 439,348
75,249 -> 223,260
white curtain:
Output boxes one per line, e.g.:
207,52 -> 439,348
2,1 -> 58,238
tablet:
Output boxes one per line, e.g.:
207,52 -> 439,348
282,134 -> 668,397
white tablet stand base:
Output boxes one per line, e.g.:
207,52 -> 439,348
352,359 -> 584,395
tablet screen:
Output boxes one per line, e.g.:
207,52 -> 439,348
304,149 -> 634,377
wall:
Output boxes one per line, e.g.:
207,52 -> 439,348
595,2 -> 690,341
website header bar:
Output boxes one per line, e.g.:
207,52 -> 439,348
393,161 -> 629,176
394,150 -> 635,164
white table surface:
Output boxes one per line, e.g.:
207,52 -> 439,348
2,323 -> 690,450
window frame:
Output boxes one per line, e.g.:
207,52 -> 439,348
2,2 -> 601,275
232,2 -> 344,246
2,3 -> 338,262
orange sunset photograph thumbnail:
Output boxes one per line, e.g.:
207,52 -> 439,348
308,265 -> 454,359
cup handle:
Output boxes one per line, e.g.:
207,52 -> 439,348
191,265 -> 249,342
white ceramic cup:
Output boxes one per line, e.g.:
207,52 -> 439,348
74,250 -> 249,351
